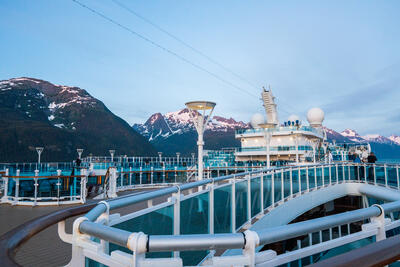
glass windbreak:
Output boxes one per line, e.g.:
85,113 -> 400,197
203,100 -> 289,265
251,177 -> 261,217
214,185 -> 232,233
387,167 -> 398,188
283,171 -> 291,198
110,205 -> 174,258
375,166 -> 385,184
235,181 -> 248,229
324,167 -> 330,184
292,169 -> 299,194
308,168 -> 316,189
300,169 -> 308,192
274,172 -> 282,203
263,174 -> 272,209
180,192 -> 209,266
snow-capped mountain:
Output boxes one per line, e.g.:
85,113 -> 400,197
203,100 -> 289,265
389,135 -> 400,145
0,77 -> 155,161
362,134 -> 394,144
133,108 -> 249,142
340,129 -> 365,142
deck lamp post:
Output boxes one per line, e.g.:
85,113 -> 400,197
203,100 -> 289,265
109,150 -> 115,162
158,152 -> 162,162
191,153 -> 195,165
35,147 -> 44,168
185,101 -> 216,180
176,152 -> 180,165
77,148 -> 84,159
259,124 -> 275,168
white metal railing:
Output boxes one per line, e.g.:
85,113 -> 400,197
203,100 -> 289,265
1,168 -> 88,206
61,162 -> 400,266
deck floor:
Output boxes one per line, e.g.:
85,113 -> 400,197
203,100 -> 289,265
0,189 -> 162,266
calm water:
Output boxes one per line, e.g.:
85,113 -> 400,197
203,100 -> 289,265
379,158 -> 400,164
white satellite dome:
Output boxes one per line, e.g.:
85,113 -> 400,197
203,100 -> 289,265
307,107 -> 324,127
250,113 -> 265,128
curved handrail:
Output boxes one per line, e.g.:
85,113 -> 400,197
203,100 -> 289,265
0,203 -> 97,267
310,233 -> 400,267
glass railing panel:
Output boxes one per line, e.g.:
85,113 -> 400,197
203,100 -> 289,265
263,174 -> 272,208
292,169 -> 299,194
308,168 -> 316,189
300,168 -> 308,191
316,167 -> 323,187
375,166 -> 385,185
387,167 -> 398,188
366,166 -> 375,183
323,167 -> 330,184
251,177 -> 261,217
110,205 -> 174,259
181,192 -> 210,266
235,181 -> 248,228
337,165 -> 344,181
274,172 -> 282,202
343,166 -> 348,180
283,171 -> 291,198
214,185 -> 232,233
348,165 -> 356,180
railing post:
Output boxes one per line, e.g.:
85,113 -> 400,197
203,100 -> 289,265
281,170 -> 284,199
14,169 -> 20,204
57,169 -> 61,203
2,169 -> 9,201
139,167 -> 143,185
336,164 -> 339,183
298,168 -> 301,193
172,188 -> 181,258
363,204 -> 387,242
342,164 -> 345,181
34,169 -> 39,206
107,168 -> 117,198
174,166 -> 177,183
120,167 -> 124,187
163,166 -> 166,183
80,169 -> 87,203
247,175 -> 251,224
289,168 -> 293,197
231,175 -> 236,232
306,166 -> 310,191
129,167 -> 132,186
314,166 -> 317,188
271,172 -> 275,205
384,164 -> 388,187
209,180 -> 214,235
322,166 -> 325,186
397,166 -> 399,190
260,171 -> 264,212
374,164 -> 377,185
151,167 -> 154,184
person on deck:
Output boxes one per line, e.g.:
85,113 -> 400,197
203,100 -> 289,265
367,152 -> 378,180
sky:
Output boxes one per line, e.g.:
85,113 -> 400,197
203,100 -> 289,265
1,0 -> 399,136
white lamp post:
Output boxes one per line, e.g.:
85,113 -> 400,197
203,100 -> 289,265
158,152 -> 162,162
185,101 -> 216,180
191,153 -> 195,165
109,150 -> 115,162
176,152 -> 180,165
77,148 -> 84,159
35,147 -> 44,166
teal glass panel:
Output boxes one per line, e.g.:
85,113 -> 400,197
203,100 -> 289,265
300,169 -> 307,191
251,177 -> 261,217
316,167 -> 323,187
375,166 -> 385,185
336,165 -> 342,181
324,167 -> 330,184
308,168 -> 316,189
349,165 -> 357,180
214,185 -> 232,233
283,171 -> 291,198
180,192 -> 209,266
85,257 -> 103,267
263,174 -> 272,208
110,205 -> 173,258
366,166 -> 374,183
235,181 -> 248,228
292,169 -> 299,194
343,166 -> 348,180
331,165 -> 337,183
274,172 -> 282,202
387,167 -> 398,188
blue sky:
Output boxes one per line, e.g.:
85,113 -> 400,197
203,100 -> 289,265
1,0 -> 399,136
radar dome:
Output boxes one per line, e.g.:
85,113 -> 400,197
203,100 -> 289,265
307,107 -> 324,127
251,113 -> 265,128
